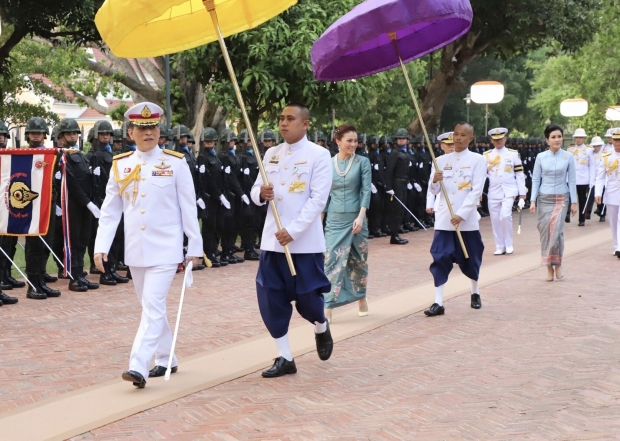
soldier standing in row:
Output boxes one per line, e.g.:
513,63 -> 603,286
367,134 -> 386,238
384,129 -> 410,245
238,131 -> 261,261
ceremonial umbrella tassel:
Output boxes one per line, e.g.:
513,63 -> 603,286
311,0 -> 473,258
95,0 -> 298,275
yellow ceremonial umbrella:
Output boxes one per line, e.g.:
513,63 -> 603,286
95,0 -> 298,275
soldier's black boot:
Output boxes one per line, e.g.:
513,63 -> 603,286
44,273 -> 58,283
0,291 -> 18,304
244,248 -> 260,261
6,267 -> 25,288
89,265 -> 102,275
111,269 -> 128,283
40,273 -> 61,297
126,268 -> 132,280
26,274 -> 47,300
69,277 -> 88,292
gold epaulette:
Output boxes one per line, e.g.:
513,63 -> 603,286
507,148 -> 517,152
602,151 -> 612,157
112,151 -> 134,161
163,149 -> 185,159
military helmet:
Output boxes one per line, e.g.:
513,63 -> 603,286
394,128 -> 409,139
0,120 -> 11,138
58,118 -> 80,135
220,129 -> 237,142
172,125 -> 191,140
187,133 -> 195,143
261,129 -> 277,142
113,129 -> 123,142
357,133 -> 367,144
158,124 -> 170,140
51,125 -> 60,141
25,117 -> 49,135
237,129 -> 249,143
95,120 -> 114,135
379,135 -> 388,145
200,127 -> 218,142
87,127 -> 96,143
368,134 -> 379,145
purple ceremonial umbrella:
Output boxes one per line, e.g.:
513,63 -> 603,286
311,0 -> 473,82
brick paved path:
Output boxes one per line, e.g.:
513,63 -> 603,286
71,228 -> 620,440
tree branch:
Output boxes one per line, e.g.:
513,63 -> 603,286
133,59 -> 150,86
84,58 -> 161,102
64,84 -> 110,115
139,58 -> 165,89
0,25 -> 29,69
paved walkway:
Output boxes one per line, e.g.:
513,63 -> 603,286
1,212 -> 617,440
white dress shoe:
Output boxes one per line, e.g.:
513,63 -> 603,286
493,249 -> 506,255
506,246 -> 514,254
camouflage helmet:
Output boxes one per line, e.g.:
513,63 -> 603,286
0,120 -> 10,138
394,128 -> 409,139
187,133 -> 195,144
25,117 -> 49,135
57,118 -> 80,135
200,127 -> 218,142
113,129 -> 123,142
260,129 -> 277,143
379,135 -> 388,145
158,124 -> 170,140
220,129 -> 237,142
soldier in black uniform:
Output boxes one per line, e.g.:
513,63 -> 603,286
197,127 -> 229,268
236,130 -> 260,260
112,129 -> 124,153
173,125 -> 207,270
57,118 -> 101,292
22,118 -> 61,299
218,129 -> 245,264
86,120 -> 129,285
157,124 -> 170,149
255,130 -> 277,242
384,129 -> 411,245
367,134 -> 387,238
0,120 -> 20,305
415,140 -> 433,227
356,133 -> 368,157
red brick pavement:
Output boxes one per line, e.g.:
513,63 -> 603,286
71,229 -> 620,440
0,212 -> 613,422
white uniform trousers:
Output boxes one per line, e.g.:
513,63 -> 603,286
606,205 -> 620,252
128,264 -> 178,381
488,197 -> 515,250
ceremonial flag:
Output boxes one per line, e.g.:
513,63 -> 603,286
0,149 -> 58,236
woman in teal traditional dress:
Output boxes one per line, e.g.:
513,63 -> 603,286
323,124 -> 372,321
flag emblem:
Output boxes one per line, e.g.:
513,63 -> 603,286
9,181 -> 39,209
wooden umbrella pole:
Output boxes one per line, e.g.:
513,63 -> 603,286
204,1 -> 296,275
389,34 -> 469,259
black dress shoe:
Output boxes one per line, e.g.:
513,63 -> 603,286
231,254 -> 245,263
390,236 -> 408,245
89,266 -> 102,275
69,279 -> 89,292
578,221 -> 585,226
99,273 -> 118,286
424,303 -> 445,316
600,216 -> 606,222
44,273 -> 58,283
244,250 -> 260,261
122,370 -> 146,388
26,281 -> 47,300
471,293 -> 482,309
116,262 -> 129,271
367,233 -> 374,239
40,280 -> 61,297
148,365 -> 177,378
7,276 -> 25,288
0,281 -> 12,291
586,214 -> 591,220
79,277 -> 99,290
315,323 -> 333,361
192,264 -> 206,271
565,215 -> 571,223
261,357 -> 297,378
379,231 -> 388,237
399,227 -> 408,234
0,292 -> 18,304
111,270 -> 129,283
223,254 -> 237,264
233,245 -> 244,253
615,251 -> 620,259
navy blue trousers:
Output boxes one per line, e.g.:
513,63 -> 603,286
430,230 -> 484,287
256,251 -> 331,339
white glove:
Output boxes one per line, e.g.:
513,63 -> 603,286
199,164 -> 206,173
243,168 -> 250,175
242,194 -> 250,205
87,202 -> 101,219
224,166 -> 231,174
414,183 -> 422,192
371,183 -> 377,194
374,164 -> 379,171
93,166 -> 101,176
518,198 -> 526,210
407,183 -> 413,190
197,198 -> 206,209
55,171 -> 61,180
419,163 -> 423,169
219,194 -> 231,209
56,205 -> 62,216
386,189 -> 395,195
409,161 -> 412,166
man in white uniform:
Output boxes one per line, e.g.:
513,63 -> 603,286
94,103 -> 202,388
587,136 -> 608,222
568,128 -> 595,226
424,122 -> 487,317
595,129 -> 620,258
484,127 -> 527,255
252,103 -> 333,378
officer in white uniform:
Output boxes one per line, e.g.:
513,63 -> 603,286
484,128 -> 527,255
568,128 -> 596,226
424,122 -> 487,317
587,136 -> 608,221
595,129 -> 620,258
251,103 -> 334,378
426,132 -> 454,214
94,102 -> 202,388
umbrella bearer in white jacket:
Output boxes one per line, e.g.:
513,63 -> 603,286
94,102 -> 202,389
484,128 -> 527,255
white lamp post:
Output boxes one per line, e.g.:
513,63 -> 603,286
470,81 -> 504,133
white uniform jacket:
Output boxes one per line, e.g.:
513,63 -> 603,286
596,150 -> 620,206
94,148 -> 203,267
429,149 -> 487,232
569,146 -> 596,186
484,147 -> 527,200
251,136 -> 332,254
